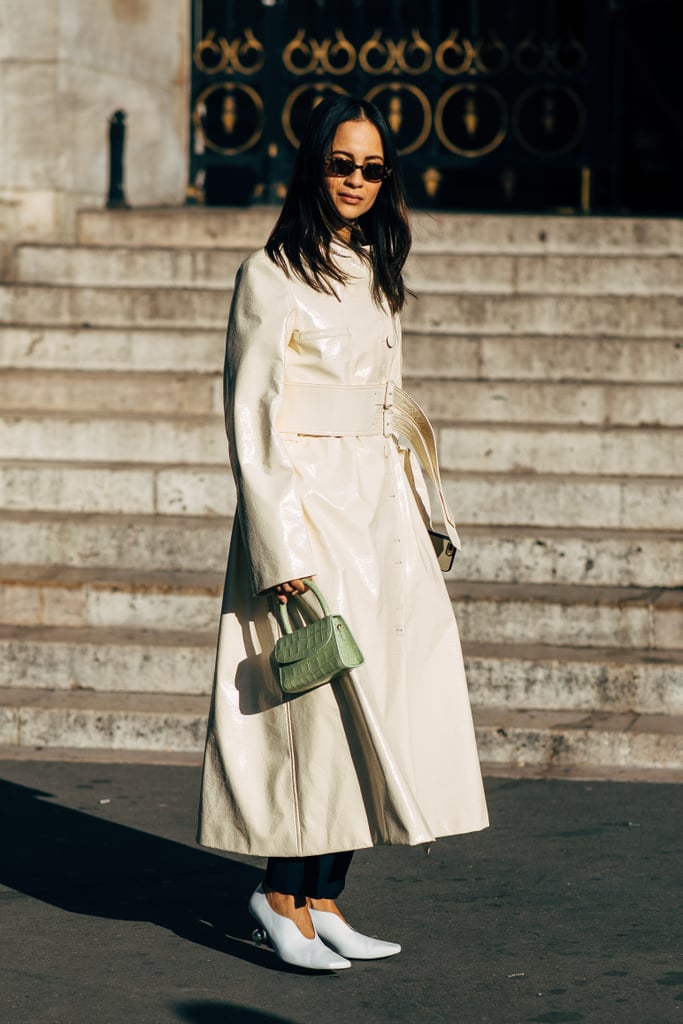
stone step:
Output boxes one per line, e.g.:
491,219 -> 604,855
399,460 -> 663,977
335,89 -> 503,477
461,527 -> 683,589
1,284 -> 680,336
0,685 -> 680,770
0,687 -> 209,753
13,244 -> 683,295
406,334 -> 683,384
1,460 -> 680,530
408,378 -> 683,428
0,567 -> 679,648
2,327 -> 681,384
1,411 -> 679,476
472,707 -> 683,773
0,510 -> 234,573
76,208 -> 683,255
0,284 -> 231,329
0,326 -> 226,374
0,370 -> 222,417
0,412 -> 229,464
0,460 -> 235,516
0,624 -> 215,695
447,582 -> 682,650
77,207 -> 280,250
12,245 -> 249,289
1,513 -> 680,590
0,565 -> 223,633
1,625 -> 680,716
444,474 -> 683,532
409,292 -> 682,337
2,369 -> 682,428
464,643 -> 683,715
406,253 -> 683,295
437,423 -> 681,476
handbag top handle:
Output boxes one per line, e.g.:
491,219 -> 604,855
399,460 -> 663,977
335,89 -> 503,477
277,578 -> 330,634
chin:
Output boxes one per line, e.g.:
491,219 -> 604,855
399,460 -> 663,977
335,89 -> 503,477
337,204 -> 364,220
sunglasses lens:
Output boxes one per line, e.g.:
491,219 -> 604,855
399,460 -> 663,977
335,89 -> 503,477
362,164 -> 385,182
326,157 -> 388,181
327,157 -> 354,177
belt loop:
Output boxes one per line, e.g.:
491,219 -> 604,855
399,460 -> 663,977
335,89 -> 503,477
384,380 -> 394,409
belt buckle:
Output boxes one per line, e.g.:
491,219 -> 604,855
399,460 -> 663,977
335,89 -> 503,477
382,381 -> 394,435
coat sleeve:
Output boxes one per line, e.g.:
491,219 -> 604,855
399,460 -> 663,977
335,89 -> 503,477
225,252 -> 317,595
390,312 -> 433,530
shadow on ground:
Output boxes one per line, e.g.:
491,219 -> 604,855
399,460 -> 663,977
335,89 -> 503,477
0,777 -> 276,970
174,1002 -> 297,1023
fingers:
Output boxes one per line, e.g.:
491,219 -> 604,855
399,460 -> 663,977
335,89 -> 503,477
272,578 -> 311,604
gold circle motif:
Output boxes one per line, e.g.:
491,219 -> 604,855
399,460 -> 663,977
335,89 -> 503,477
282,29 -> 355,77
192,82 -> 264,156
194,30 -> 228,75
435,31 -> 475,75
398,30 -> 432,75
512,85 -> 585,156
513,35 -> 549,74
281,82 -> 348,149
473,34 -> 509,74
434,84 -> 508,157
283,29 -> 318,76
321,30 -> 356,75
229,28 -> 265,75
364,83 -> 432,156
551,36 -> 588,74
193,28 -> 265,76
359,30 -> 395,75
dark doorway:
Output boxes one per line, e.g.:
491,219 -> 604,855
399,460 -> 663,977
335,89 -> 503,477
188,0 -> 681,214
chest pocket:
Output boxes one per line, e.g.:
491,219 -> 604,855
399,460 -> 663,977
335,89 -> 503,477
289,326 -> 352,377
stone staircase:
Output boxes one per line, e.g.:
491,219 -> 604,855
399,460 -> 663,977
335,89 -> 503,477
0,208 -> 681,776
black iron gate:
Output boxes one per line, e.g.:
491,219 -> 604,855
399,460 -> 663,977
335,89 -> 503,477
189,1 -> 621,212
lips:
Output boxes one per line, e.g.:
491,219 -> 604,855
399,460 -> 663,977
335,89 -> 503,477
338,192 -> 362,204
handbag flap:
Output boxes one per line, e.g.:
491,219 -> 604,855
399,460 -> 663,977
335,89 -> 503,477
274,617 -> 336,667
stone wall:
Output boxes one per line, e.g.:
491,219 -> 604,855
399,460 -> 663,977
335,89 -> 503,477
0,0 -> 190,247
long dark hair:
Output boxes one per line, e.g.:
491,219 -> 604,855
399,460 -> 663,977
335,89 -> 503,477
265,96 -> 411,314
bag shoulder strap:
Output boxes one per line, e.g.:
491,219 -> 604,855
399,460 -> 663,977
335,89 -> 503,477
393,387 -> 461,551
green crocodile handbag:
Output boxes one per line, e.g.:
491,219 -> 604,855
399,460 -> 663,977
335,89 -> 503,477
273,579 -> 364,695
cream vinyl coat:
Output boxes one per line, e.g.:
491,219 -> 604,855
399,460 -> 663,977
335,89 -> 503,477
197,246 -> 489,857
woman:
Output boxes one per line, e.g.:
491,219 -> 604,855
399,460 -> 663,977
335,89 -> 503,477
197,96 -> 489,971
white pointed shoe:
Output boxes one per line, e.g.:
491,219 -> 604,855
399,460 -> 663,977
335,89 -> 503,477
309,908 -> 401,960
248,886 -> 351,971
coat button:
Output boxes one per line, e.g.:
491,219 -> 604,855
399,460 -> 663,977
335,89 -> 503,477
385,335 -> 394,348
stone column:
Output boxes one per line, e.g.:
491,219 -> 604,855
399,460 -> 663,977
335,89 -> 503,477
0,0 -> 191,246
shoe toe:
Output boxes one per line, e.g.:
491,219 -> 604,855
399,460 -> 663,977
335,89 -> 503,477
309,909 -> 401,960
324,950 -> 352,970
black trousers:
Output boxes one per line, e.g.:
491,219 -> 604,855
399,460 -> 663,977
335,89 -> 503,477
264,851 -> 354,899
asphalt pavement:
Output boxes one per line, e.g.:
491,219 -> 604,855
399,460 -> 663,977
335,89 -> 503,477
0,759 -> 681,1024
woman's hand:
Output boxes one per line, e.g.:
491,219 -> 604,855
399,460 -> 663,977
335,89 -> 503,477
270,578 -> 311,605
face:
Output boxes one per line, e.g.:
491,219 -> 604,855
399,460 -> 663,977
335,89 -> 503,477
324,119 -> 386,237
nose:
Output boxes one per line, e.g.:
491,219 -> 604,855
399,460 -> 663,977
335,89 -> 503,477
344,166 -> 364,186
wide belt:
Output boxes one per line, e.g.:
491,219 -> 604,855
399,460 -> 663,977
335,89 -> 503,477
277,380 -> 461,550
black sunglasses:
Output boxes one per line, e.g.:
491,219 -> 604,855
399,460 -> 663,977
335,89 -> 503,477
325,156 -> 392,183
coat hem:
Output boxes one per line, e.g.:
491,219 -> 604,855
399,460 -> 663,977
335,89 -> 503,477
196,817 -> 489,860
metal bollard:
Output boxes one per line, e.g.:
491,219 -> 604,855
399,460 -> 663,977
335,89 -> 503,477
107,110 -> 129,208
